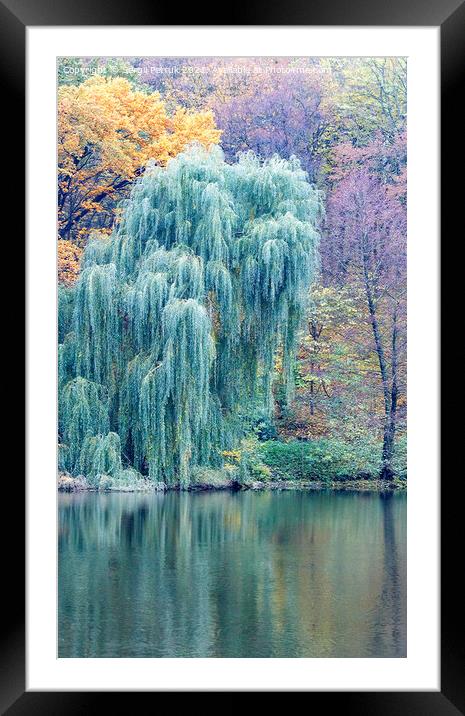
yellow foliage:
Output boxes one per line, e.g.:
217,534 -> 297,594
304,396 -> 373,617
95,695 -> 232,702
58,76 -> 221,244
57,240 -> 83,285
221,449 -> 241,463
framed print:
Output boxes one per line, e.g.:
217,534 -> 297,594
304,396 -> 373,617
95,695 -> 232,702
2,0 -> 462,710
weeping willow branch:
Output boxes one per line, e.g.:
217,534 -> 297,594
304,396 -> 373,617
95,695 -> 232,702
58,144 -> 322,487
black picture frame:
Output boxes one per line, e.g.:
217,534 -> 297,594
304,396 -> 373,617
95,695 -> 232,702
2,0 -> 462,711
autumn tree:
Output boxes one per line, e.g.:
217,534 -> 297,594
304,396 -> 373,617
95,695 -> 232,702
57,240 -> 83,286
278,284 -> 382,442
324,163 -> 406,480
325,58 -> 407,147
58,76 -> 221,247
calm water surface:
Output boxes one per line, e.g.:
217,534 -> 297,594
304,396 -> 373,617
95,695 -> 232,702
58,490 -> 406,658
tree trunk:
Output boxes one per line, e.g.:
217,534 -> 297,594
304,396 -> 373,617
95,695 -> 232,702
309,360 -> 315,416
362,241 -> 397,481
380,305 -> 398,480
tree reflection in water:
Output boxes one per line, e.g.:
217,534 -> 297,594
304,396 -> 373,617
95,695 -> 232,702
59,490 -> 406,658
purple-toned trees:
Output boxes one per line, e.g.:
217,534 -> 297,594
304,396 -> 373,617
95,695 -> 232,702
210,64 -> 332,182
137,58 -> 335,182
323,147 -> 406,479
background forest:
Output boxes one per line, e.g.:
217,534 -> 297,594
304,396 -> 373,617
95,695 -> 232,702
57,57 -> 407,489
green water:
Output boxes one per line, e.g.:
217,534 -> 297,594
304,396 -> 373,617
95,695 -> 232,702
58,490 -> 406,658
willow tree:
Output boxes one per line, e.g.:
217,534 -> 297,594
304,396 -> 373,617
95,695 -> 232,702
58,144 -> 322,487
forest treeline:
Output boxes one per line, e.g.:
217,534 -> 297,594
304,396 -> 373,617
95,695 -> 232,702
57,57 -> 406,487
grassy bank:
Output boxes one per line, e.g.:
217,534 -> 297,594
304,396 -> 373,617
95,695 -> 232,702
58,436 -> 406,493
255,437 -> 407,483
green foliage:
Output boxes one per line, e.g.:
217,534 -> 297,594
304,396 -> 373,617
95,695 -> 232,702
95,468 -> 153,492
190,466 -> 237,489
59,378 -> 109,472
254,415 -> 278,441
258,438 -> 406,482
58,332 -> 76,389
74,263 -> 120,386
78,432 -> 122,485
392,435 -> 407,481
221,436 -> 272,485
58,285 -> 75,343
58,145 -> 321,486
58,444 -> 69,473
139,296 -> 215,487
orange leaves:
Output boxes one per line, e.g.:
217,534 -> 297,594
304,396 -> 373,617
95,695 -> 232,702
150,107 -> 221,166
58,75 -> 219,179
57,240 -> 83,286
58,76 -> 221,244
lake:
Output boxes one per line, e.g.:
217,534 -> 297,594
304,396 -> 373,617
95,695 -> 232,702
58,490 -> 406,658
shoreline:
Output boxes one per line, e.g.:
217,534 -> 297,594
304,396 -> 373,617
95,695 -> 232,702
58,475 -> 406,494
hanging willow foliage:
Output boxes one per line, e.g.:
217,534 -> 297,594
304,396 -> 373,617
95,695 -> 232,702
58,144 -> 322,487
59,377 -> 110,472
78,432 -> 122,485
